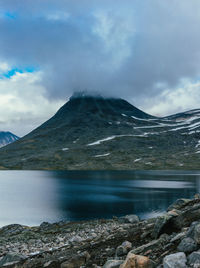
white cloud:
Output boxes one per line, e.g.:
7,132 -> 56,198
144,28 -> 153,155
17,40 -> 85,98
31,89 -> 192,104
93,10 -> 135,68
0,71 -> 64,136
45,11 -> 70,21
142,79 -> 200,117
0,62 -> 10,72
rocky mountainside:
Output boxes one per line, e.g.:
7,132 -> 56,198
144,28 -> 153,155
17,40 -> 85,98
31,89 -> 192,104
0,131 -> 19,148
0,94 -> 200,169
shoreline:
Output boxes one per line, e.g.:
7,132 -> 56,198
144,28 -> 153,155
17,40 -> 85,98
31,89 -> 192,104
0,197 -> 200,267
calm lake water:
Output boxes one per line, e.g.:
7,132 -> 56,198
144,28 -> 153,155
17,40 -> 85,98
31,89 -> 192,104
0,170 -> 199,227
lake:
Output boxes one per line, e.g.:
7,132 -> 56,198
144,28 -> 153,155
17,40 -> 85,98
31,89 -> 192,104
0,170 -> 199,227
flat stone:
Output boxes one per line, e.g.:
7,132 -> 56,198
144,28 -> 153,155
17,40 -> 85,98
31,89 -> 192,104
103,260 -> 124,268
130,237 -> 168,256
120,253 -> 152,268
163,252 -> 187,268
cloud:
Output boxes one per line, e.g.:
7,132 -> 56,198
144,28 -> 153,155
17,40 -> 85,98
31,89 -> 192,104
0,0 -> 200,133
0,0 -> 199,99
0,71 -> 64,136
0,61 -> 9,72
142,79 -> 200,117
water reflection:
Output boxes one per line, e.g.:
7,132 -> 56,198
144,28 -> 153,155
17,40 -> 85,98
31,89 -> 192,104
0,170 -> 199,226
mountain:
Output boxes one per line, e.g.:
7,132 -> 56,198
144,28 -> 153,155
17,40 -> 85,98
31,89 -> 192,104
0,131 -> 19,148
0,94 -> 200,170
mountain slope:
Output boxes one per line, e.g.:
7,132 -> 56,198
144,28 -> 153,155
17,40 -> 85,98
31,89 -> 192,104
0,95 -> 200,170
0,132 -> 19,148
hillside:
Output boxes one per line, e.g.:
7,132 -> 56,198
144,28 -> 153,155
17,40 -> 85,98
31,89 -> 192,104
0,95 -> 200,169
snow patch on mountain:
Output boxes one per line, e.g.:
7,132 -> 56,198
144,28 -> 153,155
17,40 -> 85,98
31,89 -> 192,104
94,153 -> 110,158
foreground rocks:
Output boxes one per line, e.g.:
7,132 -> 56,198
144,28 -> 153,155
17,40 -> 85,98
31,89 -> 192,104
2,197 -> 200,267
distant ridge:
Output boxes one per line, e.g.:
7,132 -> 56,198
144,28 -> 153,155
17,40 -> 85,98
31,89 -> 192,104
0,94 -> 200,170
0,131 -> 19,148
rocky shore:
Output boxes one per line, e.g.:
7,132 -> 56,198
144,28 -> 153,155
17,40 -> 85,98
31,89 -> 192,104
1,197 -> 200,267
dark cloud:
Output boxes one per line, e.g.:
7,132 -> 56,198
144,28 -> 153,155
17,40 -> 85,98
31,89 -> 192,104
1,0 -> 200,101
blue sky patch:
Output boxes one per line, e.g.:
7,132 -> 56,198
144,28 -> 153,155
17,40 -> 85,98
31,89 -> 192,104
1,66 -> 38,79
0,11 -> 17,20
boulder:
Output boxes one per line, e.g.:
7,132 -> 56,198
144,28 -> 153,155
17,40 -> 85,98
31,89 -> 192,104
116,241 -> 132,257
177,237 -> 197,253
188,251 -> 200,266
163,252 -> 187,268
152,214 -> 174,239
103,260 -> 124,268
172,203 -> 200,229
194,223 -> 200,244
122,215 -> 140,224
120,252 -> 152,268
121,241 -> 132,249
186,221 -> 200,244
40,221 -> 53,231
186,221 -> 199,238
153,201 -> 200,238
167,199 -> 191,211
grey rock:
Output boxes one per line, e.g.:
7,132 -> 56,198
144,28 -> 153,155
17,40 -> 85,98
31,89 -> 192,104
177,237 -> 197,253
43,260 -> 60,268
172,203 -> 200,230
130,236 -> 169,256
163,252 -> 187,268
152,214 -> 174,239
194,223 -> 200,244
69,235 -> 82,245
170,231 -> 186,243
187,222 -> 200,244
115,245 -> 128,257
0,253 -> 26,266
186,221 -> 199,238
103,260 -> 124,268
115,241 -> 132,257
167,199 -> 191,212
40,221 -> 52,230
188,251 -> 200,266
123,215 -> 139,224
121,241 -> 132,249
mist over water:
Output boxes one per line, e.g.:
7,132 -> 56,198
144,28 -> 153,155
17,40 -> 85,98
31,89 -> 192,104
0,170 -> 198,227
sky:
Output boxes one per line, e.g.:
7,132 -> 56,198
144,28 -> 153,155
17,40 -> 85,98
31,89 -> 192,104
1,0 -> 200,136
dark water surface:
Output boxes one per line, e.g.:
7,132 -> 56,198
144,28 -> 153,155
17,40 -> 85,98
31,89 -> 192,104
0,170 -> 199,227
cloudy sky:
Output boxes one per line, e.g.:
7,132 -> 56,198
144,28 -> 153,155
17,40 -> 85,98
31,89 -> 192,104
1,0 -> 200,136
